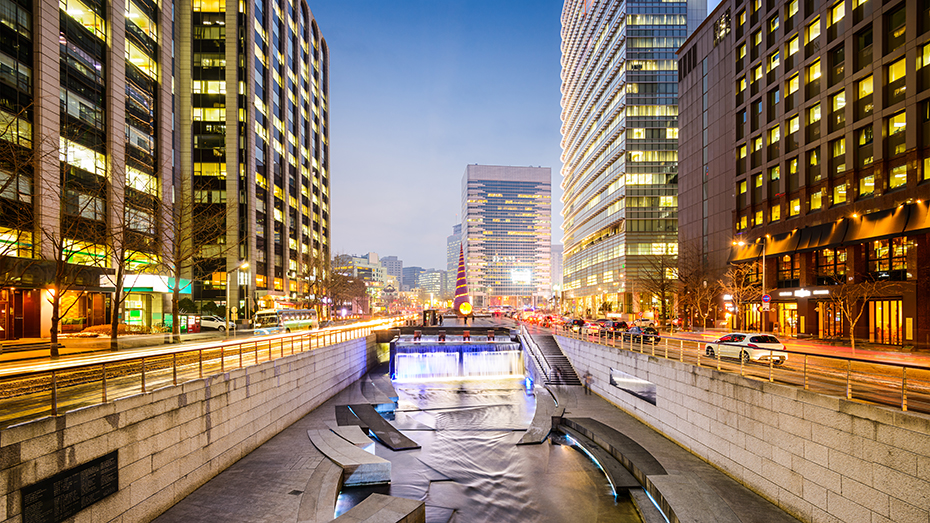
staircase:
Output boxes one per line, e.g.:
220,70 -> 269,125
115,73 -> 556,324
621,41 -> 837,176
531,334 -> 581,386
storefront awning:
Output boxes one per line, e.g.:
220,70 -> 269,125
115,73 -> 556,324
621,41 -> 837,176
904,202 -> 930,234
765,230 -> 800,257
730,241 -> 762,263
844,206 -> 910,244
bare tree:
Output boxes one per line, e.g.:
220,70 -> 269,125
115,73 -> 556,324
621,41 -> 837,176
826,276 -> 901,350
678,255 -> 721,331
719,262 -> 762,331
639,254 -> 677,326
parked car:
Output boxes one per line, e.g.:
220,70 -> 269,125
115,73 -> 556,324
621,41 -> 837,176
624,326 -> 660,344
570,319 -> 587,332
704,333 -> 788,364
200,315 -> 236,331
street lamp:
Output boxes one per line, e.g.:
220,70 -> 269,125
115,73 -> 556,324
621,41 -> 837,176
734,239 -> 766,332
226,261 -> 249,337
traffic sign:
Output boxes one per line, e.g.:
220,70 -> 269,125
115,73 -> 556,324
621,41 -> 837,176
762,302 -> 770,311
762,294 -> 771,303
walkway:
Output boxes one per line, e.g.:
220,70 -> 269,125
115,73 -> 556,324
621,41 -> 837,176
153,319 -> 800,523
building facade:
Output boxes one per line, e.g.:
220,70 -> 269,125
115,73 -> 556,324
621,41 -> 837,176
444,223 -> 461,299
551,243 -> 563,305
179,0 -> 330,318
461,164 -> 551,309
680,0 -> 930,347
559,0 -> 705,320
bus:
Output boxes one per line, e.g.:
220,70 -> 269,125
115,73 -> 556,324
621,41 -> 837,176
253,309 -> 319,335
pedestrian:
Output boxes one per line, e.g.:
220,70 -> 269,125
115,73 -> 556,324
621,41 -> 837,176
438,314 -> 443,326
555,367 -> 563,384
583,371 -> 593,395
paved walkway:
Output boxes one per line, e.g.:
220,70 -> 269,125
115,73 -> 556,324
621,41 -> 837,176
153,336 -> 801,522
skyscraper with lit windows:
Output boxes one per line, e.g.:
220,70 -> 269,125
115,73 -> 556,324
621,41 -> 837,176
461,164 -> 551,308
179,0 -> 330,316
559,0 -> 705,319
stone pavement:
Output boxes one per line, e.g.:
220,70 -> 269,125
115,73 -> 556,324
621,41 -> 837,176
153,319 -> 800,523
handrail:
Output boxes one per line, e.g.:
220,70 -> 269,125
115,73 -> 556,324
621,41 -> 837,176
527,322 -> 930,413
0,317 -> 407,428
520,325 -> 552,381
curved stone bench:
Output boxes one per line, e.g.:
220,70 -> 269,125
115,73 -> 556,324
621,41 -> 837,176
517,388 -> 559,445
307,429 -> 391,486
332,493 -> 424,523
296,457 -> 344,523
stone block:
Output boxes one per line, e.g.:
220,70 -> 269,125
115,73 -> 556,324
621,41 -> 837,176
761,457 -> 803,496
840,476 -> 888,516
19,431 -> 59,462
877,423 -> 930,458
802,476 -> 828,507
1,416 -> 58,448
825,490 -> 870,523
890,497 -> 929,523
873,464 -> 930,509
65,402 -> 117,428
791,454 -> 842,493
827,448 -> 872,487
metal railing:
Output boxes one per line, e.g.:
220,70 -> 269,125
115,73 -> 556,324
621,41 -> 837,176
519,325 -> 552,382
0,319 -> 404,429
552,326 -> 930,414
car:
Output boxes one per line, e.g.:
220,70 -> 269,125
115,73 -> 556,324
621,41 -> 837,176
200,315 -> 235,331
624,326 -> 660,344
570,319 -> 586,332
704,333 -> 788,365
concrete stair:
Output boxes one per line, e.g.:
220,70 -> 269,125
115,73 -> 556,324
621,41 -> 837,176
531,335 -> 582,386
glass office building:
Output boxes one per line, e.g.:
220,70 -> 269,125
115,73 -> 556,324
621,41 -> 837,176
461,165 -> 551,308
559,0 -> 704,319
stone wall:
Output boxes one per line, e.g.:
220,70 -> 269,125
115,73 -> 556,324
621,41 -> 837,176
0,336 -> 378,523
556,335 -> 930,523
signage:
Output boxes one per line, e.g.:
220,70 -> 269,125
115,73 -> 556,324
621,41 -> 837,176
722,294 -> 733,301
794,289 -> 812,298
22,451 -> 118,523
762,302 -> 770,311
762,294 -> 771,303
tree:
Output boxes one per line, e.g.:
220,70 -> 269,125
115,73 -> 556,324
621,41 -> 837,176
826,276 -> 900,350
598,301 -> 613,317
639,254 -> 678,325
719,262 -> 762,331
678,256 -> 721,331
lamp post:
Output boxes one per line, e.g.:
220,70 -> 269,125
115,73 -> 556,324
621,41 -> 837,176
226,261 -> 249,337
734,239 -> 767,332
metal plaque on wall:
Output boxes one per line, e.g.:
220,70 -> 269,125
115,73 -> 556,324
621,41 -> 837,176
21,450 -> 118,523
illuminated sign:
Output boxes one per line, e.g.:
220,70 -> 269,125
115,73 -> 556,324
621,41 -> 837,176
794,289 -> 811,297
510,268 -> 532,284
458,302 -> 472,315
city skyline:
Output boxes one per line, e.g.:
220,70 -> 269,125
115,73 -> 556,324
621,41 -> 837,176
310,0 -> 565,269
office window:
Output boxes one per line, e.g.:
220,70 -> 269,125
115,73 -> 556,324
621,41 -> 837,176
769,125 -> 780,144
888,58 -> 906,105
921,43 -> 930,69
925,158 -> 930,181
809,103 -> 822,124
739,215 -> 748,230
858,125 -> 874,166
808,60 -> 821,81
739,180 -> 748,194
770,51 -> 780,71
788,74 -> 799,95
807,17 -> 821,44
770,165 -> 781,181
888,111 -> 906,155
752,64 -> 763,82
738,44 -> 747,60
831,91 -> 846,113
790,198 -> 801,216
738,10 -> 746,27
860,173 -> 875,196
753,136 -> 763,152
890,163 -> 907,189
738,144 -> 747,159
787,35 -> 799,56
857,75 -> 873,118
832,137 -> 845,157
811,189 -> 823,210
834,183 -> 847,204
754,173 -> 763,188
788,115 -> 800,134
771,203 -> 781,222
770,15 -> 780,33
831,1 -> 845,25
788,0 -> 798,18
755,210 -> 764,226
738,77 -> 747,93
888,5 -> 906,53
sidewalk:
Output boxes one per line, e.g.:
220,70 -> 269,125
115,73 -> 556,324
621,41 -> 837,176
152,366 -> 801,522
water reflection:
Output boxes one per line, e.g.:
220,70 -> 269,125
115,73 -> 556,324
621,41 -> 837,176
337,378 -> 642,523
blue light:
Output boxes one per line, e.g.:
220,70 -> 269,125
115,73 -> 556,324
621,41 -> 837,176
525,376 -> 534,391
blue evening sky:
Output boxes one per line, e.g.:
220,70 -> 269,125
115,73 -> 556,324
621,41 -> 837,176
313,1 -> 719,270
311,0 -> 565,270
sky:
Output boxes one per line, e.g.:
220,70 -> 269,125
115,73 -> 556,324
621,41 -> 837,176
310,0 -> 566,270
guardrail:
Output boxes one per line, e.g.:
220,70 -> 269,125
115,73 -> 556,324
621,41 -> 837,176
519,325 -> 552,382
548,325 -> 930,414
0,319 -> 405,428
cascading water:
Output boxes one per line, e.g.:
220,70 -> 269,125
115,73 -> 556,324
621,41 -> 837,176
392,338 -> 525,381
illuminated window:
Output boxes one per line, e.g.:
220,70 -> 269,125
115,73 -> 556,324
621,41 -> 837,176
769,125 -> 780,144
769,51 -> 780,71
807,17 -> 821,44
770,165 -> 780,181
859,174 -> 875,196
755,210 -> 764,225
738,44 -> 746,60
126,1 -> 157,41
788,115 -> 799,134
739,180 -> 748,194
193,0 -> 226,12
193,162 -> 226,178
832,90 -> 846,112
771,203 -> 781,222
737,77 -> 747,93
754,174 -> 763,187
753,136 -> 763,151
770,15 -> 779,32
127,166 -> 158,195
834,183 -> 847,203
60,138 -> 105,175
833,137 -> 846,157
889,111 -> 906,136
811,189 -> 823,210
753,30 -> 762,47
738,10 -> 746,27
739,215 -> 748,230
788,0 -> 798,18
890,164 -> 907,189
787,35 -> 799,56
809,103 -> 821,124
666,128 -> 678,139
62,0 -> 106,41
830,1 -> 845,25
790,198 -> 801,216
631,128 -> 645,139
808,59 -> 821,81
787,74 -> 799,95
752,65 -> 762,82
889,58 -> 906,84
858,75 -> 873,98
738,145 -> 747,159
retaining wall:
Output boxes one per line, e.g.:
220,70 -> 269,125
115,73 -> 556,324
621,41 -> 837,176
0,336 -> 378,523
556,335 -> 930,523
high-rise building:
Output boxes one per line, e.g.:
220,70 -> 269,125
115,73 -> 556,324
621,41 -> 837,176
444,224 -> 461,299
551,243 -> 563,299
380,255 -> 403,285
461,165 -> 551,308
402,266 -> 424,290
679,0 -> 930,347
180,0 -> 330,315
559,0 -> 705,320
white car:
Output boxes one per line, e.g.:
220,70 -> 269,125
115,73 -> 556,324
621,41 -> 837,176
704,333 -> 788,365
200,315 -> 235,331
